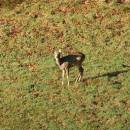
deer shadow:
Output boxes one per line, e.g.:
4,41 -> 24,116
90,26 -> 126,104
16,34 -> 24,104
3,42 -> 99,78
84,65 -> 130,81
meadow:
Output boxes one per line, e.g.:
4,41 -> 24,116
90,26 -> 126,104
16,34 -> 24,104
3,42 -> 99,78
0,0 -> 130,130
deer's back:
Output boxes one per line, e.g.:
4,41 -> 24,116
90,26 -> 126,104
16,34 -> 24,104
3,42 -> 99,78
60,52 -> 85,66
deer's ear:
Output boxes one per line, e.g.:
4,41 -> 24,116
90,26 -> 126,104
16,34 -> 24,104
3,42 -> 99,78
59,49 -> 62,53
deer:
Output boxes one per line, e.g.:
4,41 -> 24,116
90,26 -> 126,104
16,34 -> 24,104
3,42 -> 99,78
54,49 -> 85,86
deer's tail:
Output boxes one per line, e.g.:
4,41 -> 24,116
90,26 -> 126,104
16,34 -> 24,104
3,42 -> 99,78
81,53 -> 85,62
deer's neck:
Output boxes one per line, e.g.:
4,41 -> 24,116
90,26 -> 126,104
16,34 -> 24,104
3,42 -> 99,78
56,57 -> 60,66
55,54 -> 62,68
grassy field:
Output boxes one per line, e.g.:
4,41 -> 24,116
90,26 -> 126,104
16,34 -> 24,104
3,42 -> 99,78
0,0 -> 130,130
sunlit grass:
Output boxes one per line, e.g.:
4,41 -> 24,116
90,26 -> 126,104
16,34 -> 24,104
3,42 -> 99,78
0,0 -> 130,130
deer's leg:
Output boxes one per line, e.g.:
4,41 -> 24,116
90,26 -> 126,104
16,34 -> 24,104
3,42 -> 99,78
66,68 -> 70,86
62,69 -> 65,85
75,66 -> 84,83
75,66 -> 81,83
78,66 -> 84,82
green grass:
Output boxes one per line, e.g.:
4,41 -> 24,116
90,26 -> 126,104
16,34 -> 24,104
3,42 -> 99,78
0,0 -> 130,130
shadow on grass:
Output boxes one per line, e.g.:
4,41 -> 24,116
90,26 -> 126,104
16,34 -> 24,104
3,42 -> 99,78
84,64 -> 130,81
